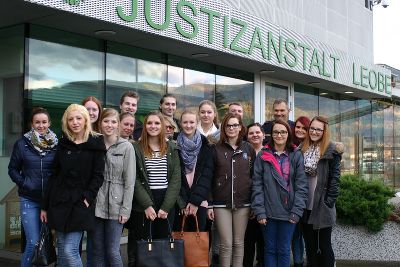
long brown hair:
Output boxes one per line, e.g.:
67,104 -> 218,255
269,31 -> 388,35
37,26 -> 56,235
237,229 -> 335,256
220,113 -> 246,146
301,116 -> 330,156
81,96 -> 102,132
139,111 -> 167,158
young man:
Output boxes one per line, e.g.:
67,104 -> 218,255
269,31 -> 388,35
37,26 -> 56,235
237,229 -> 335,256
228,102 -> 244,119
119,91 -> 143,140
262,98 -> 294,144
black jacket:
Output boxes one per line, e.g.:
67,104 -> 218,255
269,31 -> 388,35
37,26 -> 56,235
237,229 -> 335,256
42,134 -> 106,232
8,137 -> 57,202
177,134 -> 214,208
133,118 -> 143,141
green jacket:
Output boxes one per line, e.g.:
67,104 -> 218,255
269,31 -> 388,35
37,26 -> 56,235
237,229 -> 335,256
132,141 -> 181,213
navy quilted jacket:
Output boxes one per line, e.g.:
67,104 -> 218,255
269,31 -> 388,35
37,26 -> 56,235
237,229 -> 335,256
8,136 -> 57,202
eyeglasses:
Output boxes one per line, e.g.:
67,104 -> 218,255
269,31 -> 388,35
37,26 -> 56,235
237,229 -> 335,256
309,127 -> 324,133
165,125 -> 175,130
272,130 -> 288,136
225,123 -> 240,129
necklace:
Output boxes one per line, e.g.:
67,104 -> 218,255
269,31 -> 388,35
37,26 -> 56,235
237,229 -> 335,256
152,151 -> 161,158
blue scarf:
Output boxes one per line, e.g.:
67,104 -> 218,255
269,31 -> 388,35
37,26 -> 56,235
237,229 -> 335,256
177,130 -> 202,174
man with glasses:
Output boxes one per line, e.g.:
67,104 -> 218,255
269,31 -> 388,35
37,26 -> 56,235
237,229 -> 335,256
262,99 -> 294,144
120,91 -> 143,140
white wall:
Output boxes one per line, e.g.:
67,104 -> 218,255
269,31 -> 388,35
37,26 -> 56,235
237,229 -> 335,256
221,0 -> 374,62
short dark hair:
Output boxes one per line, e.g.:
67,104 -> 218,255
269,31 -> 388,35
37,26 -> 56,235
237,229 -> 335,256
228,102 -> 243,108
267,119 -> 294,152
159,93 -> 177,105
30,107 -> 51,123
120,91 -> 139,105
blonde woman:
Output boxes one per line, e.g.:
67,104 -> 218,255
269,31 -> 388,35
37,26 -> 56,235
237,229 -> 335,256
41,104 -> 106,267
93,108 -> 136,267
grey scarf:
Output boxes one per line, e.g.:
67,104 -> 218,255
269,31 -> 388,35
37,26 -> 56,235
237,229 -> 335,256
177,130 -> 202,174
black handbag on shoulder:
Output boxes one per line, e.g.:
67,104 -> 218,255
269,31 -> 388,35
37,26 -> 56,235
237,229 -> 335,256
31,223 -> 57,266
136,220 -> 184,267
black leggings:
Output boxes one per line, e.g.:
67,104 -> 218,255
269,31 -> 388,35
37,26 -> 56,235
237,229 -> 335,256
303,217 -> 335,267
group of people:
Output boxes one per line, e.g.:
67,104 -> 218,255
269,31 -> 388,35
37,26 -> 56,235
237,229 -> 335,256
9,91 -> 343,267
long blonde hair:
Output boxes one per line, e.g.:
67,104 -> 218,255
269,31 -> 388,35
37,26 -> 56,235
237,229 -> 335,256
62,104 -> 93,142
301,116 -> 330,156
139,111 -> 168,158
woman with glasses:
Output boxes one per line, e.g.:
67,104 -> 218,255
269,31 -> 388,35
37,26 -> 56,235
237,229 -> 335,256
251,120 -> 308,267
208,113 -> 255,267
163,115 -> 176,141
243,123 -> 265,267
301,116 -> 343,267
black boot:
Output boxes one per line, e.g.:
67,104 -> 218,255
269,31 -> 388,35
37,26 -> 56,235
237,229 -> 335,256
294,263 -> 304,267
210,254 -> 219,267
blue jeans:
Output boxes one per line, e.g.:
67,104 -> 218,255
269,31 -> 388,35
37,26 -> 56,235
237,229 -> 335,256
56,231 -> 83,267
261,219 -> 296,267
20,197 -> 42,267
292,224 -> 305,264
92,217 -> 123,267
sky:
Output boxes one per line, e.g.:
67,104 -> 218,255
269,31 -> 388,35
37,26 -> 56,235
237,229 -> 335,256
373,0 -> 400,69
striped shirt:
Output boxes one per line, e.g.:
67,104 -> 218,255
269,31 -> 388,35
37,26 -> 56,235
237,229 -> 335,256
145,153 -> 168,189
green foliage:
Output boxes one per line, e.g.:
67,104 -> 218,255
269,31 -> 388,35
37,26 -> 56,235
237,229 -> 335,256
336,174 -> 394,233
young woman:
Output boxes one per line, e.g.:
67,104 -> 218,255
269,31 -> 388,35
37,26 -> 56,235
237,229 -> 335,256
251,120 -> 308,267
41,104 -> 106,267
301,116 -> 343,267
243,123 -> 265,267
128,111 -> 181,266
197,100 -> 220,139
292,116 -> 311,267
92,108 -> 136,267
208,113 -> 255,267
293,116 -> 311,146
82,96 -> 102,133
119,112 -> 135,140
8,107 -> 58,267
176,110 -> 213,231
163,115 -> 176,141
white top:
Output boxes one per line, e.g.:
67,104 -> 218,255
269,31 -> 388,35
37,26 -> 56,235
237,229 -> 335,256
197,123 -> 218,137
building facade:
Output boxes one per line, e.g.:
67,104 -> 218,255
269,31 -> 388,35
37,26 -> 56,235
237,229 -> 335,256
0,0 -> 399,249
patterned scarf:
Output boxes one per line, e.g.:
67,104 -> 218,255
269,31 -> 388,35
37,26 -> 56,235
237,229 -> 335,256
177,130 -> 202,174
24,128 -> 58,155
303,144 -> 320,177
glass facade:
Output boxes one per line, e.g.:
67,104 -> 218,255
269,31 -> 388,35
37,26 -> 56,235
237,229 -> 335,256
1,22 -> 400,251
0,25 -> 24,250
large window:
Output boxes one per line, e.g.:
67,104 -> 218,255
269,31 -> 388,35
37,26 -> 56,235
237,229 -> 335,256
26,26 -> 104,133
0,25 -> 24,250
294,84 -> 318,119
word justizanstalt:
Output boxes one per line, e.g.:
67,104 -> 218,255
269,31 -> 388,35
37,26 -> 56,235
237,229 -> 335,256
114,0 -> 391,94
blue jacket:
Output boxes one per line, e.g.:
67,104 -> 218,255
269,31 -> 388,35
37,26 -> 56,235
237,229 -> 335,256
8,137 -> 57,202
251,146 -> 308,223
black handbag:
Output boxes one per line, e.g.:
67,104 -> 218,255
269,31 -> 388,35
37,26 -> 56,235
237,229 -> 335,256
31,223 -> 57,266
136,220 -> 184,267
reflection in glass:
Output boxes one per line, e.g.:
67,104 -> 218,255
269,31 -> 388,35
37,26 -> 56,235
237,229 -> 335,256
170,69 -> 214,118
357,100 -> 372,180
265,83 -> 288,121
383,105 -> 394,186
339,98 -> 358,174
294,84 -> 318,120
106,53 -> 136,108
216,76 -> 254,125
319,92 -> 340,142
394,105 -> 400,187
26,38 -> 104,134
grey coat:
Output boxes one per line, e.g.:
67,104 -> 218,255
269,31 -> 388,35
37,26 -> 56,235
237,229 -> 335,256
251,147 -> 308,223
307,142 -> 343,229
95,138 -> 136,220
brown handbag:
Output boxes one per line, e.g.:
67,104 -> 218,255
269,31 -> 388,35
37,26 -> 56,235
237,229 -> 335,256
172,215 -> 209,267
